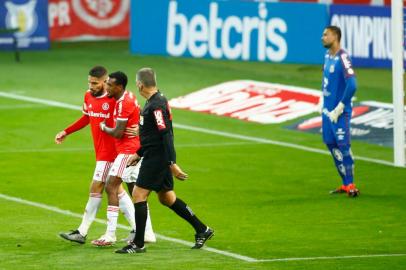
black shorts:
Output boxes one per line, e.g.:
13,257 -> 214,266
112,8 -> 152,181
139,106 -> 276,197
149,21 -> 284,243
136,146 -> 174,192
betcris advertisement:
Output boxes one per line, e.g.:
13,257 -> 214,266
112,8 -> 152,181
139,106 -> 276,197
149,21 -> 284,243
330,5 -> 406,68
0,0 -> 49,50
131,0 -> 328,64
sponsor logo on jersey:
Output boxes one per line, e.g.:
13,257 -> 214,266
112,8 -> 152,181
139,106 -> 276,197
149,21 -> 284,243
88,111 -> 110,118
169,80 -> 320,124
154,109 -> 166,130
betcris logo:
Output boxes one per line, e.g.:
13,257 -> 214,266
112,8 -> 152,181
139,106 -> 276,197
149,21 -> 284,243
131,0 -> 328,64
167,2 -> 287,61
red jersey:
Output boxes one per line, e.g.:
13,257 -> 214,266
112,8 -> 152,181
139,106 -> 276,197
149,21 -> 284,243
113,91 -> 141,154
82,91 -> 117,161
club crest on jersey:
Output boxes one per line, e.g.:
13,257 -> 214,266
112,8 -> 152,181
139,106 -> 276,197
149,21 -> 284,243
329,65 -> 335,73
102,102 -> 109,111
154,109 -> 166,130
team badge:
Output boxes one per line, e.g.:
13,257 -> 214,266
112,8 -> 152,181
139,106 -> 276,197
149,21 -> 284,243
329,65 -> 335,73
102,102 -> 109,110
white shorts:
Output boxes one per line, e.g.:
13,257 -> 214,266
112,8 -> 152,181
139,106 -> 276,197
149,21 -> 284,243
109,154 -> 140,183
93,161 -> 113,182
122,158 -> 142,183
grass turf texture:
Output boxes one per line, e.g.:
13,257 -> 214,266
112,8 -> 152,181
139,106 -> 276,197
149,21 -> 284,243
0,41 -> 405,269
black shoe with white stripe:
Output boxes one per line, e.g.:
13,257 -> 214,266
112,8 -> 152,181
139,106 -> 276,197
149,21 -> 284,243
115,244 -> 146,254
192,227 -> 214,249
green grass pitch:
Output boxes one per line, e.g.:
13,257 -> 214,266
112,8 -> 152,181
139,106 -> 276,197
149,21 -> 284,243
0,41 -> 405,270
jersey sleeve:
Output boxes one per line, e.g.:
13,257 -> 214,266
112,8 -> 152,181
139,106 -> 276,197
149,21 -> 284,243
116,99 -> 135,121
153,100 -> 176,164
82,93 -> 89,115
340,52 -> 356,78
152,103 -> 171,133
64,114 -> 90,135
340,52 -> 357,104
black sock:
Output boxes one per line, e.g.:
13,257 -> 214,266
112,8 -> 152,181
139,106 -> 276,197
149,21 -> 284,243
169,198 -> 206,234
134,201 -> 147,247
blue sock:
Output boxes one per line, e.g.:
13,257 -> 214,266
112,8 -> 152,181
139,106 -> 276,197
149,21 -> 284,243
338,144 -> 354,185
326,143 -> 345,184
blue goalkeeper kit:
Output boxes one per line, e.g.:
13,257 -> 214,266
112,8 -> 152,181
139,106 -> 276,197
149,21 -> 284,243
321,49 -> 357,185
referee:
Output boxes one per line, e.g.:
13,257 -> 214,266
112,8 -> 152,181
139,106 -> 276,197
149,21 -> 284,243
116,68 -> 214,254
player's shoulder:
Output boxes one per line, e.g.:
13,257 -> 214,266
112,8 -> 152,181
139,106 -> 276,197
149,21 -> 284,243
155,91 -> 168,103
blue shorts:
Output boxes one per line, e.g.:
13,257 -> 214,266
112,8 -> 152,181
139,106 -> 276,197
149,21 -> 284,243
322,111 -> 351,146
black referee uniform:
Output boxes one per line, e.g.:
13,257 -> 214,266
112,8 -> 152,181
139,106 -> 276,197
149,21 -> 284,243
136,91 -> 176,191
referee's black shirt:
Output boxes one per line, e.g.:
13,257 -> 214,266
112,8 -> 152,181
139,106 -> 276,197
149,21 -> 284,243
138,91 -> 176,164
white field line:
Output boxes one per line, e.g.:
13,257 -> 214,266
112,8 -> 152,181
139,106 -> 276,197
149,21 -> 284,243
1,193 -> 405,263
0,104 -> 47,109
0,193 -> 258,262
0,91 -> 393,166
0,142 -> 259,154
256,253 -> 406,262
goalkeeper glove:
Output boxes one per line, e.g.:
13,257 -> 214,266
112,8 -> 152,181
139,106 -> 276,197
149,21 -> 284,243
328,102 -> 344,123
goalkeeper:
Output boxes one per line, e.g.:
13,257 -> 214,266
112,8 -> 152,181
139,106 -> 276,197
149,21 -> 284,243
320,25 -> 359,197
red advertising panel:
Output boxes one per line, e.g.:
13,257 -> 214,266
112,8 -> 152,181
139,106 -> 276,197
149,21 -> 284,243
48,0 -> 129,41
169,80 -> 321,124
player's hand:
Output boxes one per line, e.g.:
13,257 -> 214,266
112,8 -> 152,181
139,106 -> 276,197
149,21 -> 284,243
124,124 -> 139,138
127,154 -> 141,167
328,102 -> 344,123
170,164 -> 188,181
55,131 -> 67,144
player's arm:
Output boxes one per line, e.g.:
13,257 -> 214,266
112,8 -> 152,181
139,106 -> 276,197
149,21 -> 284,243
328,54 -> 357,123
100,119 -> 127,139
55,115 -> 90,144
341,76 -> 357,105
154,106 -> 188,180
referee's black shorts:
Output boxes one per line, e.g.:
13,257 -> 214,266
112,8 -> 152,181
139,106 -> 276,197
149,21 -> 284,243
136,146 -> 174,192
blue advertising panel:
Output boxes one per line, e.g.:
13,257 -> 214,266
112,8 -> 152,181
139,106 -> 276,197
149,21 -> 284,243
0,0 -> 49,50
330,4 -> 405,68
131,0 -> 328,64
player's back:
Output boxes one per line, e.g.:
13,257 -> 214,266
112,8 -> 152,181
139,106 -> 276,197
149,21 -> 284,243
113,91 -> 141,154
83,91 -> 117,161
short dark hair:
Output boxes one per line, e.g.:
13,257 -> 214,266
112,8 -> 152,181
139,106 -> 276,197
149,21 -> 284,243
109,71 -> 128,89
136,68 -> 156,87
326,25 -> 341,42
89,66 -> 107,78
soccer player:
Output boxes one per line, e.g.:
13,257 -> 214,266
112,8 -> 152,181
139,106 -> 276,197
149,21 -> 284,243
56,66 -> 137,243
116,68 -> 213,254
321,26 -> 359,197
91,71 -> 155,246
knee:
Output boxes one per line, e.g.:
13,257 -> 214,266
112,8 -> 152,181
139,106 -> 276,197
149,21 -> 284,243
158,196 -> 170,206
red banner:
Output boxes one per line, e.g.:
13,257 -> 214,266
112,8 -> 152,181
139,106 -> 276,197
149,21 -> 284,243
48,0 -> 129,41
